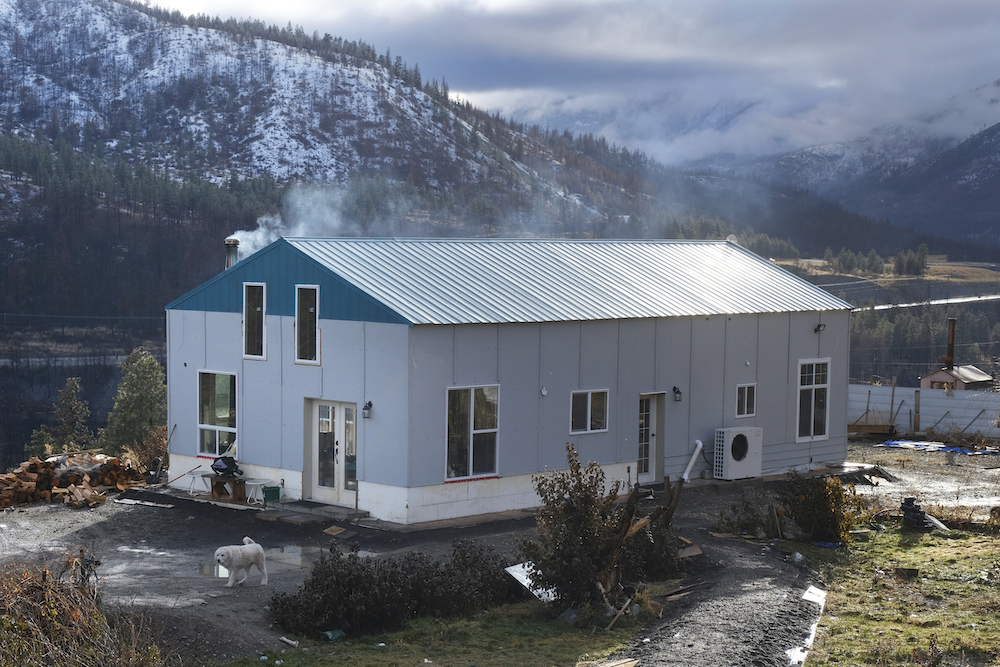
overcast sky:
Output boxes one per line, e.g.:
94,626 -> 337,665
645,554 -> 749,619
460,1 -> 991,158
151,0 -> 1000,164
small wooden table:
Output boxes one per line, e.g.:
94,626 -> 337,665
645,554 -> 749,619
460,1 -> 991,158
202,473 -> 246,502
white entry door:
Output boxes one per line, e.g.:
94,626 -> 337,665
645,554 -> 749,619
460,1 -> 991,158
310,401 -> 357,505
637,395 -> 657,484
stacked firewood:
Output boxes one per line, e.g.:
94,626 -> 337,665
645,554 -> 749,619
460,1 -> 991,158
0,453 -> 146,509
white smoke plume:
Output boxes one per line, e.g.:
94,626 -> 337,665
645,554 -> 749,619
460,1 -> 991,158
229,182 -> 366,259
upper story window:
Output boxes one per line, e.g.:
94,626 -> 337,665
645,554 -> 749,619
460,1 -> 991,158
243,283 -> 265,359
447,385 -> 498,479
296,285 -> 319,364
798,359 -> 829,441
570,390 -> 608,433
199,372 -> 237,457
736,384 -> 756,418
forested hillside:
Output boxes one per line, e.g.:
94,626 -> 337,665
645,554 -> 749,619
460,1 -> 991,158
4,0 -> 1000,465
1,0 -> 990,319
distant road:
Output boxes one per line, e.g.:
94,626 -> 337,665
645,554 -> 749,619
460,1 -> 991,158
858,293 -> 1000,312
0,355 -> 129,368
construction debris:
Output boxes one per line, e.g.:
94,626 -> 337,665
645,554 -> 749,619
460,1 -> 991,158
0,453 -> 146,509
900,497 -> 949,532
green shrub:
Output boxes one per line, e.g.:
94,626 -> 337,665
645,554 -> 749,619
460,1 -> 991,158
519,442 -> 684,609
617,520 -> 683,583
777,472 -> 861,543
270,540 -> 527,638
717,486 -> 781,538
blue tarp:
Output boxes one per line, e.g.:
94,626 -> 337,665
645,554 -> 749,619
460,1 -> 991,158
876,440 -> 1000,455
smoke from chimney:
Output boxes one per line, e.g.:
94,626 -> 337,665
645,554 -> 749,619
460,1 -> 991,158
227,181 -> 411,259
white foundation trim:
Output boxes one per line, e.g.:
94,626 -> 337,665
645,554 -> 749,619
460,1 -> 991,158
168,454 -> 632,525
359,462 -> 633,524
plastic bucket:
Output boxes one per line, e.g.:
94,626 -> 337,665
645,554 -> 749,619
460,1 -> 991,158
262,486 -> 281,506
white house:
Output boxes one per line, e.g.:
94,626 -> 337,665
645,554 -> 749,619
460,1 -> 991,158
165,237 -> 852,524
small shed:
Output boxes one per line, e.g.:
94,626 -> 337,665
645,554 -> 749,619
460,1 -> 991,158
165,237 -> 852,523
919,365 -> 993,391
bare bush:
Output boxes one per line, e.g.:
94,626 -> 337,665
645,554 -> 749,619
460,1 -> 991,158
0,551 -> 167,666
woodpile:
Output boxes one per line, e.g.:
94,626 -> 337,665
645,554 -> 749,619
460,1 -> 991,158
0,453 -> 146,509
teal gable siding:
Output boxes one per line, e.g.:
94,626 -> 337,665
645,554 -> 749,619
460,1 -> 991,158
165,239 -> 411,325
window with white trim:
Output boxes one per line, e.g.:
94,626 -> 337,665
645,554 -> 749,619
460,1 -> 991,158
797,360 -> 829,440
570,390 -> 608,433
243,283 -> 265,359
447,386 -> 498,479
296,285 -> 319,363
736,383 -> 756,418
199,372 -> 237,456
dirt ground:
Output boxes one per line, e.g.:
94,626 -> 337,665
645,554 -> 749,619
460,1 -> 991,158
1,439 -> 994,666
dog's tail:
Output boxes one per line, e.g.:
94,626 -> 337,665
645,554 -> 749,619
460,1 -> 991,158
243,536 -> 256,545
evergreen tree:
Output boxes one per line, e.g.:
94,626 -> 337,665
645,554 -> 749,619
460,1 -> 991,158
98,348 -> 167,456
25,377 -> 93,459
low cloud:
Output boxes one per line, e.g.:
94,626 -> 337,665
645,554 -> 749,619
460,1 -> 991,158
159,0 -> 1000,164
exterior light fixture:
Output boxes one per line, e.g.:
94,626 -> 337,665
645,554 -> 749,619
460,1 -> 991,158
814,323 -> 826,333
673,386 -> 682,402
362,401 -> 373,418
540,387 -> 548,396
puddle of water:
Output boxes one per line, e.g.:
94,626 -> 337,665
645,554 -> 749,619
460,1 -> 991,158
263,544 -> 322,568
200,562 -> 230,578
117,545 -> 169,556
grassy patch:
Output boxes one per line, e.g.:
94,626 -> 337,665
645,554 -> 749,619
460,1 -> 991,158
811,527 -> 1000,665
225,601 -> 639,667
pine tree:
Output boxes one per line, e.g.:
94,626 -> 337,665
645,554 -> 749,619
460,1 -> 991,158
98,348 -> 167,457
25,377 -> 93,459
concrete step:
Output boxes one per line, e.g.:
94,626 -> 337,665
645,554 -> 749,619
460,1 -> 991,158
263,499 -> 369,522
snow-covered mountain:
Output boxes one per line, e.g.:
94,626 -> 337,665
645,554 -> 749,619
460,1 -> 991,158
0,0 -> 515,188
686,79 -> 1000,237
842,120 -> 1000,239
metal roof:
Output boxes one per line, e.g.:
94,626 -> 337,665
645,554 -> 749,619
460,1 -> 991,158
923,365 -> 993,384
282,238 -> 851,325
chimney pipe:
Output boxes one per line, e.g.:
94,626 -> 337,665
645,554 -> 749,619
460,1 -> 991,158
225,236 -> 240,269
942,317 -> 956,370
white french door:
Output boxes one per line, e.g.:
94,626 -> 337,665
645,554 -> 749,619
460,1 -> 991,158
637,395 -> 657,484
310,401 -> 357,505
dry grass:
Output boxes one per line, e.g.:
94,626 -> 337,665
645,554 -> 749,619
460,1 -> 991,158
121,424 -> 170,475
809,527 -> 1000,666
0,551 -> 170,666
924,264 -> 1000,283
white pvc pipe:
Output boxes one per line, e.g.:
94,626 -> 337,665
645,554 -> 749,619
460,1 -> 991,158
681,439 -> 704,483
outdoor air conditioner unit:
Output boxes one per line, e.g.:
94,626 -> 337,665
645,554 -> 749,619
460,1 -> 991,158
714,427 -> 763,480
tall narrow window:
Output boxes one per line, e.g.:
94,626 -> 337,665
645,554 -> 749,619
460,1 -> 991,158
243,283 -> 265,358
570,390 -> 608,433
199,372 -> 237,456
736,384 -> 756,418
798,360 -> 829,440
296,285 -> 319,363
447,386 -> 498,479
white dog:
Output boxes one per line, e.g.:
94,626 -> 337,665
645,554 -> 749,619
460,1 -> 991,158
215,536 -> 268,587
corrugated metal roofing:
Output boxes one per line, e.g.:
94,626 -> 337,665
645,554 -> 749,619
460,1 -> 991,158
283,238 -> 851,325
924,365 -> 993,384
